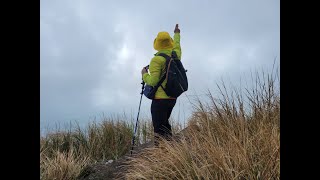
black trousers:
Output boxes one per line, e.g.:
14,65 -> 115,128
151,99 -> 176,144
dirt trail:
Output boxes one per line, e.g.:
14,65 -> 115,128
77,125 -> 199,180
77,141 -> 154,180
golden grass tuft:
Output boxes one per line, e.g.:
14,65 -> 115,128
125,71 -> 280,180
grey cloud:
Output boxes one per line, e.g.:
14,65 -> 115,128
41,0 -> 279,132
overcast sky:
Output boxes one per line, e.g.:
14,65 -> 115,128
40,0 -> 280,133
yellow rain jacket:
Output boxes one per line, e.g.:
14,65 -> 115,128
143,32 -> 181,99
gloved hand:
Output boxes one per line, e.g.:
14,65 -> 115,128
174,24 -> 180,33
141,66 -> 148,75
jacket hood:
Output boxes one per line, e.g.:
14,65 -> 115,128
153,31 -> 174,51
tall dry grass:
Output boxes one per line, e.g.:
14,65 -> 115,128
40,148 -> 91,180
40,118 -> 149,180
40,115 -> 182,180
125,70 -> 280,180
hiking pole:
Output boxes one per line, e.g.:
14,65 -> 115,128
130,81 -> 145,155
131,68 -> 148,155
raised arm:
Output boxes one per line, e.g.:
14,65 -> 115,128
173,24 -> 181,60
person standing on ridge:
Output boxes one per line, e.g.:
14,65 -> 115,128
141,24 -> 181,146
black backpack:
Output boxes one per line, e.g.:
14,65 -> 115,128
143,51 -> 188,99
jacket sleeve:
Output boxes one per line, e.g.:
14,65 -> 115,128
142,57 -> 162,86
173,33 -> 181,60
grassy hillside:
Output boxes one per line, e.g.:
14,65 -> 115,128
126,71 -> 280,179
40,70 -> 279,180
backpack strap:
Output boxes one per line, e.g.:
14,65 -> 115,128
152,51 -> 177,94
156,53 -> 172,93
155,52 -> 169,81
